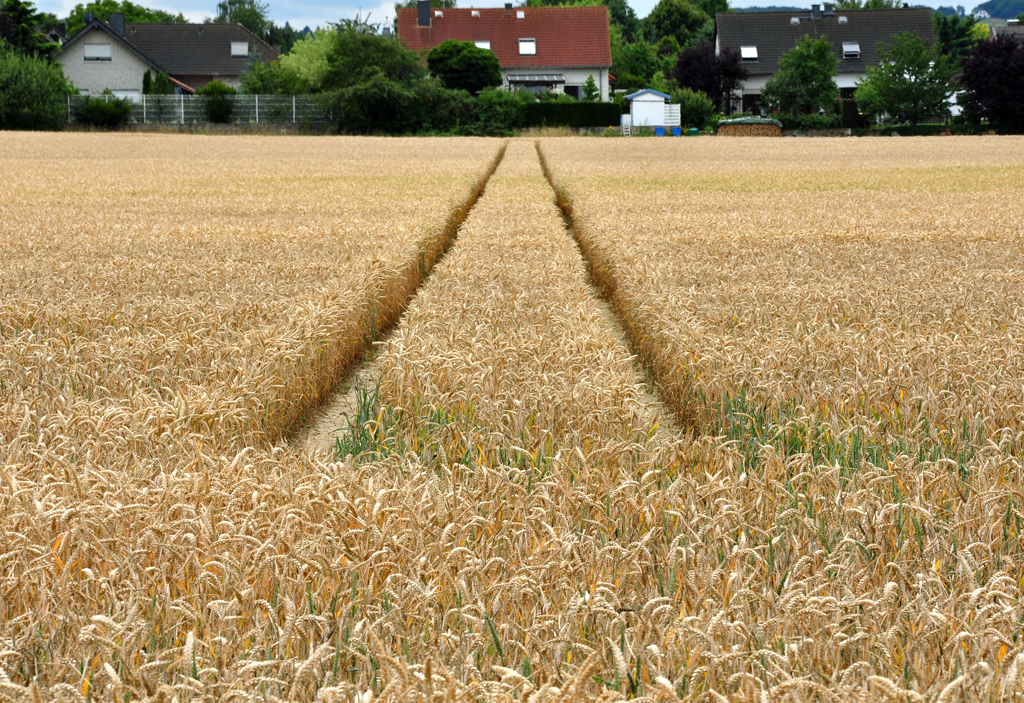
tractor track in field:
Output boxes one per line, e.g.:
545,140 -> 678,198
292,142 -> 509,458
535,140 -> 680,434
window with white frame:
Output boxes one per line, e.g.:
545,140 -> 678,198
519,38 -> 536,55
842,42 -> 860,59
231,41 -> 249,57
83,43 -> 112,61
740,45 -> 757,60
475,40 -> 491,50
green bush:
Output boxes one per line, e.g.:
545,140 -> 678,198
0,40 -> 73,130
468,87 -> 531,136
776,112 -> 842,130
523,102 -> 621,128
672,87 -> 715,128
196,80 -> 237,123
74,94 -> 134,128
856,123 -> 1006,136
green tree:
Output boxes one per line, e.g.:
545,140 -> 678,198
152,70 -> 172,93
196,78 -> 237,122
0,0 -> 58,58
854,32 -> 956,124
0,39 -> 74,129
142,67 -> 151,93
64,0 -> 186,38
582,74 -> 600,101
642,0 -> 709,46
933,12 -> 982,67
427,40 -> 501,94
691,0 -> 727,18
213,0 -> 270,38
760,35 -> 838,114
611,30 -> 660,82
672,86 -> 714,126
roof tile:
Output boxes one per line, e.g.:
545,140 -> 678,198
716,7 -> 935,75
397,6 -> 611,68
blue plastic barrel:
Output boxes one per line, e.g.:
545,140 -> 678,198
672,127 -> 682,136
654,127 -> 664,136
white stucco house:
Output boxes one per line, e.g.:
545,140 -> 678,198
397,2 -> 612,101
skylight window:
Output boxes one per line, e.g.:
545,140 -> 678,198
838,14 -> 848,22
516,10 -> 525,18
434,10 -> 443,17
471,10 -> 480,16
791,16 -> 800,24
519,38 -> 536,55
231,41 -> 248,57
842,41 -> 860,59
475,40 -> 491,50
740,45 -> 758,60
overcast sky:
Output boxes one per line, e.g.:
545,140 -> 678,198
36,0 -> 967,40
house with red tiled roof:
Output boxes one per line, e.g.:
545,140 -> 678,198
397,1 -> 612,101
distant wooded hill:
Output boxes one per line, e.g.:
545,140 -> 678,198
734,6 -> 805,11
971,0 -> 1024,16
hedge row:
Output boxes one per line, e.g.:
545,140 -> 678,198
523,102 -> 621,128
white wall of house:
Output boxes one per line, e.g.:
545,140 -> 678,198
57,27 -> 149,96
738,72 -> 866,96
630,93 -> 667,126
502,66 -> 609,101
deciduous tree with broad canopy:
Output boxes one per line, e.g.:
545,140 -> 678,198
671,41 -> 746,110
760,35 -> 838,114
853,32 -> 956,124
427,40 -> 502,94
961,33 -> 1024,129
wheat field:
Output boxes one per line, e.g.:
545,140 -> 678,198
2,134 -> 1024,702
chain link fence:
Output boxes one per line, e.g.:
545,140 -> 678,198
66,94 -> 332,126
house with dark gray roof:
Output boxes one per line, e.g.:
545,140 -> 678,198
56,13 -> 278,99
715,5 -> 935,113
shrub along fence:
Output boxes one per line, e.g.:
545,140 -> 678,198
65,94 -> 331,126
523,102 -> 621,129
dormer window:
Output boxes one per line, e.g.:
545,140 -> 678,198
231,41 -> 248,57
740,45 -> 757,60
475,40 -> 491,49
519,38 -> 536,55
842,41 -> 860,59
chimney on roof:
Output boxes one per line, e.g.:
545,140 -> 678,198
823,3 -> 835,14
417,0 -> 430,27
811,4 -> 821,18
57,20 -> 65,35
505,2 -> 513,8
84,11 -> 93,23
109,12 -> 124,35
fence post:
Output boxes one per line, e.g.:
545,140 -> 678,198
143,94 -> 146,124
293,95 -> 296,124
255,94 -> 259,124
180,93 -> 184,124
67,95 -> 71,123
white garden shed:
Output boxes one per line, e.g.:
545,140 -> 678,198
626,88 -> 672,127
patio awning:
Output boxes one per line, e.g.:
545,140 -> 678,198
506,74 -> 566,84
